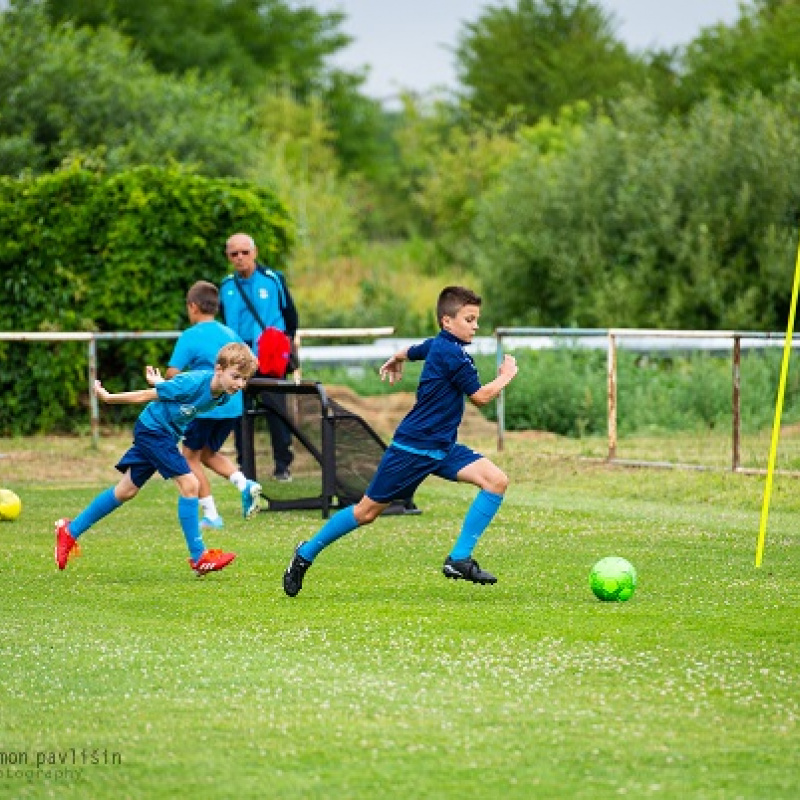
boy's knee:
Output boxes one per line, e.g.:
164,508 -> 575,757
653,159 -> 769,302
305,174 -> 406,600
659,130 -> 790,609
354,508 -> 377,525
487,468 -> 509,495
176,473 -> 200,498
353,500 -> 384,525
115,484 -> 138,503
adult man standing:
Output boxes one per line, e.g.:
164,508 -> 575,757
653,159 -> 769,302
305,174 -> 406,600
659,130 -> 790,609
220,232 -> 298,481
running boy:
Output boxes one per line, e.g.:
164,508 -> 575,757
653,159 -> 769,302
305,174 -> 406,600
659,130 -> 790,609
55,342 -> 258,576
283,286 -> 518,596
166,281 -> 262,530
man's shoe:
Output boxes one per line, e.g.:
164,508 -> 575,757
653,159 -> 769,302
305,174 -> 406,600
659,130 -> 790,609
283,542 -> 312,597
54,518 -> 80,570
189,549 -> 236,576
200,515 -> 224,531
443,556 -> 497,585
241,480 -> 262,519
274,469 -> 292,483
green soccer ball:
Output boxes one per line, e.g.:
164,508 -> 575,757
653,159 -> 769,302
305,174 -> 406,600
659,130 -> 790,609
590,556 -> 637,602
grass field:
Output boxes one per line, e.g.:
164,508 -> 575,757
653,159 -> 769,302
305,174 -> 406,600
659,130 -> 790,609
1,433 -> 799,799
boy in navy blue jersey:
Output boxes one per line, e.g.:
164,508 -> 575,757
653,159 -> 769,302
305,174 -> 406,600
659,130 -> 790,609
283,286 -> 518,596
55,342 -> 258,576
166,281 -> 262,530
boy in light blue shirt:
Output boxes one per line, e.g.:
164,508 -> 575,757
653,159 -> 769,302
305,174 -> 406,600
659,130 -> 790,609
166,281 -> 262,529
55,342 -> 258,576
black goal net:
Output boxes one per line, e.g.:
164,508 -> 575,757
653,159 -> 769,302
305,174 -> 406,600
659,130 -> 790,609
239,378 -> 420,517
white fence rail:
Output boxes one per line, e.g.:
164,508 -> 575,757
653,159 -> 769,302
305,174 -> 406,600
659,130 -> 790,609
4,325 -> 799,470
495,327 -> 800,472
0,327 -> 394,446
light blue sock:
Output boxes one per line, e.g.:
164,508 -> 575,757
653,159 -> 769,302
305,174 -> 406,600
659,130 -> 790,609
298,506 -> 359,561
70,487 -> 122,539
449,490 -> 504,561
178,496 -> 205,561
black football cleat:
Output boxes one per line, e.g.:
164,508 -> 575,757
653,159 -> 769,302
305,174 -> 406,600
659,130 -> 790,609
283,542 -> 312,597
442,556 -> 497,585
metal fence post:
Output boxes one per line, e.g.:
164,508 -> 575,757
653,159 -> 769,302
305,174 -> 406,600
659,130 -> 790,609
88,337 -> 100,449
607,332 -> 617,461
496,330 -> 505,452
732,335 -> 741,472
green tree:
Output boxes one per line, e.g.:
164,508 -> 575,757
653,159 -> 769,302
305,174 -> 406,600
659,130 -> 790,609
454,0 -> 648,123
676,0 -> 800,110
473,89 -> 800,331
0,5 -> 256,177
392,96 -> 520,268
249,90 -> 362,266
43,0 -> 350,98
41,0 -> 395,182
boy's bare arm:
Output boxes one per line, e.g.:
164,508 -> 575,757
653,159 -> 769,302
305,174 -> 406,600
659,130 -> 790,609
469,354 -> 518,407
94,380 -> 158,405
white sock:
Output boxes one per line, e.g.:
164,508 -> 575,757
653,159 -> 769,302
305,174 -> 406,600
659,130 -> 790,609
229,471 -> 248,491
199,496 -> 219,520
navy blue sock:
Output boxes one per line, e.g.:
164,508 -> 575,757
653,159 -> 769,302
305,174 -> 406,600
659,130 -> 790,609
70,488 -> 122,539
178,496 -> 205,561
298,506 -> 359,561
449,490 -> 504,561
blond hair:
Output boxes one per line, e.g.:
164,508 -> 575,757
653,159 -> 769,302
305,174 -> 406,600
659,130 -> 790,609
216,342 -> 258,378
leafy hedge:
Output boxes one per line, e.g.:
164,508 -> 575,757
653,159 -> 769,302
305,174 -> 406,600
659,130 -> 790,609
488,348 -> 800,437
0,165 -> 293,434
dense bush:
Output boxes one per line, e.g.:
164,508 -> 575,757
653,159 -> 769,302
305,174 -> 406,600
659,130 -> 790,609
0,165 -> 293,434
497,347 -> 800,436
474,88 -> 800,331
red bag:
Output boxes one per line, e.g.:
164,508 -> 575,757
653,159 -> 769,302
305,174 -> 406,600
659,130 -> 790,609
257,327 -> 291,378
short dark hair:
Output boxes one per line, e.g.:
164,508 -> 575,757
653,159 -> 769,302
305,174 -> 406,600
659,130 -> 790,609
436,286 -> 482,328
186,281 -> 219,315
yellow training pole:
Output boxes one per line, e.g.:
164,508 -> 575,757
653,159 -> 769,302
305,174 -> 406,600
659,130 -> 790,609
755,233 -> 800,567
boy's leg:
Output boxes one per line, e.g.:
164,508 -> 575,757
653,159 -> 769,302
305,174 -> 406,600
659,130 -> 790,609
443,458 -> 509,585
174,472 -> 205,561
174,472 -> 236,576
71,478 -> 135,538
183,445 -> 222,529
450,489 -> 504,560
283,496 -> 389,597
202,445 -> 262,520
55,473 -> 138,570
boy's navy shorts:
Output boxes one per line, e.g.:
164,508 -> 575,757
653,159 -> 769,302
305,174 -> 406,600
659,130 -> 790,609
182,417 -> 237,453
116,421 -> 190,487
365,442 -> 483,503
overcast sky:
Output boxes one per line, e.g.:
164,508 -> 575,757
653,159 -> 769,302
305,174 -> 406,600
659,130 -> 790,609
310,0 -> 742,102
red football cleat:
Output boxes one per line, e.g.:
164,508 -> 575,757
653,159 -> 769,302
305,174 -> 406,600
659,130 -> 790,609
54,518 -> 80,570
188,549 -> 236,576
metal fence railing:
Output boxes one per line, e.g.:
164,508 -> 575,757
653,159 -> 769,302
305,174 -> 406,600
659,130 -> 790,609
495,327 -> 800,473
0,327 -> 394,447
